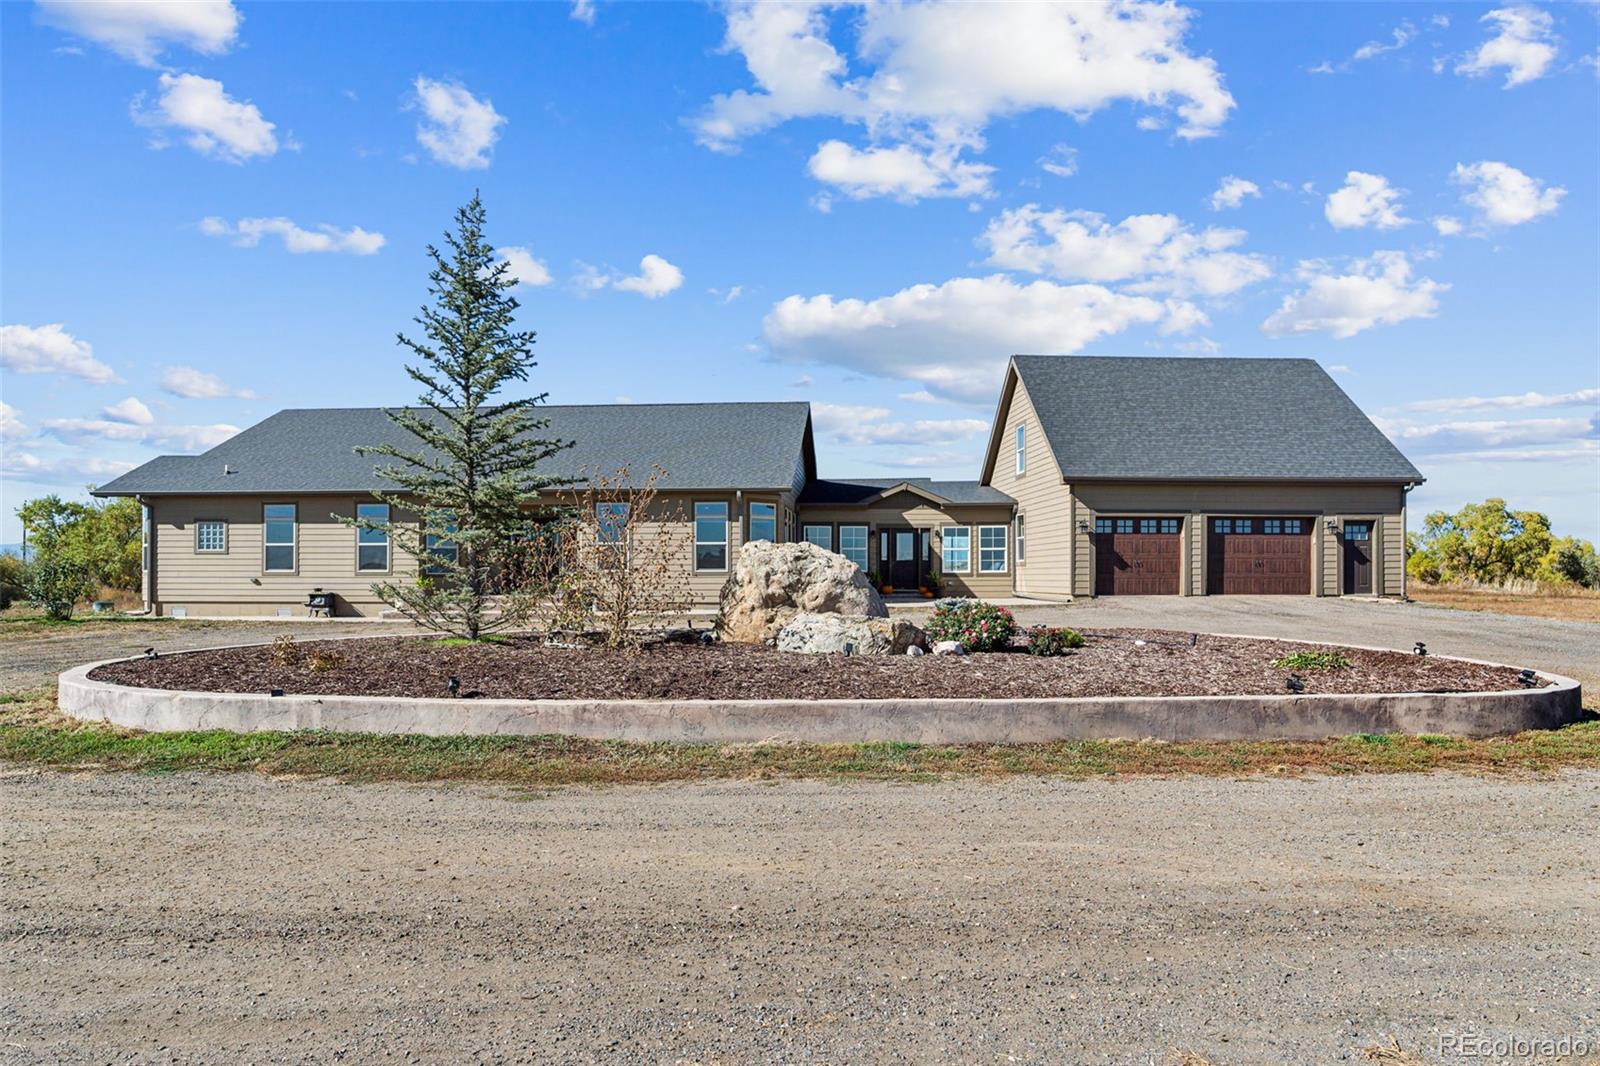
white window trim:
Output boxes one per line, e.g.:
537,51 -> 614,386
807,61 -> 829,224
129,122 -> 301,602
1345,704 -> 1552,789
941,525 -> 971,574
1015,514 -> 1025,564
978,524 -> 1008,573
838,524 -> 868,570
194,519 -> 227,554
748,501 -> 778,544
356,502 -> 391,574
1015,425 -> 1026,475
694,501 -> 729,573
802,524 -> 833,552
262,503 -> 297,574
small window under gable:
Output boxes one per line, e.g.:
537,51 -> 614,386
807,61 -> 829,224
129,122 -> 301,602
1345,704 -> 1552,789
1015,425 -> 1026,475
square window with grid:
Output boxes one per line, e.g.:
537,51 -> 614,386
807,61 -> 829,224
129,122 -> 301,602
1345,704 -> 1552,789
978,526 -> 1007,573
838,525 -> 868,571
1283,518 -> 1304,534
1095,518 -> 1112,534
196,520 -> 226,552
1159,518 -> 1179,534
1214,519 -> 1232,534
1115,518 -> 1134,534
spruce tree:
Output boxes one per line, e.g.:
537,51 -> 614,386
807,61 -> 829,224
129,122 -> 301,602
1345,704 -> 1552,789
353,193 -> 570,639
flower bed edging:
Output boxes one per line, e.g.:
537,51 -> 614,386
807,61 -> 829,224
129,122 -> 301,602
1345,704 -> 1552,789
57,652 -> 1582,743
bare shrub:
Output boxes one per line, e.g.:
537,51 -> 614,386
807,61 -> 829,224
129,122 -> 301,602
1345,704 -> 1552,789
270,635 -> 302,667
307,649 -> 346,672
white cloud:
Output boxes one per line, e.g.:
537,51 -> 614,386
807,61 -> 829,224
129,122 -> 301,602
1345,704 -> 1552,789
411,76 -> 506,169
1209,176 -> 1260,211
1324,171 -> 1410,229
36,0 -> 238,66
762,274 -> 1174,402
0,323 -> 118,383
1261,251 -> 1447,339
570,0 -> 595,26
980,205 -> 1271,298
612,254 -> 684,298
499,246 -> 552,287
1309,19 -> 1417,73
1038,144 -> 1079,178
0,402 -> 27,441
812,403 -> 989,447
708,285 -> 744,304
898,390 -> 942,404
1455,6 -> 1559,87
807,139 -> 994,202
0,449 -> 138,485
1406,387 -> 1600,414
133,73 -> 278,163
1432,216 -> 1463,236
694,1 -> 1234,201
1327,363 -> 1354,375
159,366 -> 255,400
1379,416 -> 1594,452
199,216 -> 385,255
101,397 -> 154,426
43,417 -> 240,452
1451,160 -> 1566,226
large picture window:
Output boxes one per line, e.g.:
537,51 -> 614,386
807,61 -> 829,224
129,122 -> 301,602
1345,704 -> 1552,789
263,504 -> 296,572
979,525 -> 1008,573
941,526 -> 970,573
356,502 -> 389,571
802,524 -> 832,551
748,502 -> 777,543
838,525 -> 868,570
694,501 -> 728,571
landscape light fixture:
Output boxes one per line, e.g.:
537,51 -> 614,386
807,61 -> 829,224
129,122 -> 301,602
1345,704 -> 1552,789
447,675 -> 461,698
1518,669 -> 1537,687
1414,642 -> 1427,657
143,648 -> 158,660
842,642 -> 856,657
270,688 -> 284,698
1285,674 -> 1305,694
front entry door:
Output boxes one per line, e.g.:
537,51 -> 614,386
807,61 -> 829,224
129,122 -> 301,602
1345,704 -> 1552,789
887,529 -> 920,589
1342,522 -> 1373,594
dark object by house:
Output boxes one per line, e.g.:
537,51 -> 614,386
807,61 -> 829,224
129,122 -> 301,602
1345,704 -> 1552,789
306,589 -> 333,617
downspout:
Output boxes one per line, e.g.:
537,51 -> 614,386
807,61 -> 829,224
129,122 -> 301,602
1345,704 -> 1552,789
138,495 -> 153,615
1400,482 -> 1415,601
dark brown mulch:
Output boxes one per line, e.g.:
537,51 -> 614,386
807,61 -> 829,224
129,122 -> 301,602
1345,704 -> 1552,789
88,629 -> 1540,701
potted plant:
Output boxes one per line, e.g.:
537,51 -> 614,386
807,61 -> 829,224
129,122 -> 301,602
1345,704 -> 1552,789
924,571 -> 942,598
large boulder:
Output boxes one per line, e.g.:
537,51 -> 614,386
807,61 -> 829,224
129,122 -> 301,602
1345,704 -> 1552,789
717,541 -> 886,644
775,613 -> 927,656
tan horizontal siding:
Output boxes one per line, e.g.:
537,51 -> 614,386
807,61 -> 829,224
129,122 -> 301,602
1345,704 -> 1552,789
798,494 -> 1015,596
986,378 -> 1072,598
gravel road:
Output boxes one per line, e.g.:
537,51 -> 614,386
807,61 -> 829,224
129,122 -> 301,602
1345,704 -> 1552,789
4,769 -> 1596,1064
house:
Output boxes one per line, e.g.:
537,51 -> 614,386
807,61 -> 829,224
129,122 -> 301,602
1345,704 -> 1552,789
93,355 -> 1423,617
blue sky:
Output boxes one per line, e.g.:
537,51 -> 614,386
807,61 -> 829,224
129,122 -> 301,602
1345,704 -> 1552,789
2,1 -> 1596,544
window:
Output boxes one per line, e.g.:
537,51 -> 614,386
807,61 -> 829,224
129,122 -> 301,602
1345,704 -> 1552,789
1015,425 -> 1026,474
838,525 -> 868,570
942,526 -> 971,572
263,504 -> 296,572
1283,518 -> 1304,534
1264,518 -> 1282,534
424,512 -> 458,575
749,502 -> 777,543
1115,518 -> 1134,534
195,520 -> 226,553
1095,518 -> 1112,534
1139,518 -> 1158,534
922,530 -> 928,561
1345,521 -> 1371,542
695,502 -> 729,571
979,525 -> 1007,572
880,531 -> 889,562
1236,518 -> 1253,534
355,503 -> 389,571
1159,518 -> 1179,534
1016,515 -> 1026,562
802,524 -> 833,552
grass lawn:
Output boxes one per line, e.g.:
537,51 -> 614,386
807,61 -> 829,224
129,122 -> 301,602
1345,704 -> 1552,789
1409,585 -> 1600,624
3,690 -> 1596,788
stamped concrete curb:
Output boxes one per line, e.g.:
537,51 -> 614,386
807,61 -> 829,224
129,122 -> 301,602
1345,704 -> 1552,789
57,644 -> 1583,743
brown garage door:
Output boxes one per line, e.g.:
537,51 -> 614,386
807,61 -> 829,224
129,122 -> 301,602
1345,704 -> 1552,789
1094,517 -> 1181,595
1206,516 -> 1311,595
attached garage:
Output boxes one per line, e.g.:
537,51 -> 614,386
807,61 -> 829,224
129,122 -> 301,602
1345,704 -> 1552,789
1094,517 -> 1181,595
1205,516 -> 1311,595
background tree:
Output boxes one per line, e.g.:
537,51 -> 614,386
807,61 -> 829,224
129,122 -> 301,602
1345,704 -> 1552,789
352,193 -> 571,639
13,494 -> 143,617
1406,497 -> 1599,590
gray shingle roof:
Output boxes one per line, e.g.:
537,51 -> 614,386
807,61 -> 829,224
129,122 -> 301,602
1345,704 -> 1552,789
1009,355 -> 1423,482
799,478 -> 1013,506
93,403 -> 815,496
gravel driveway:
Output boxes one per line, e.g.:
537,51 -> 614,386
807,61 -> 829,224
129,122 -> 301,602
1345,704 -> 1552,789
1004,596 -> 1600,701
4,769 -> 1597,1064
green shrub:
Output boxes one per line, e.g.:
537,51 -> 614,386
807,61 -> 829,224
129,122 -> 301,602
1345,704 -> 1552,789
1027,625 -> 1086,656
1271,649 -> 1351,671
21,556 -> 96,621
0,554 -> 27,610
925,599 -> 1018,652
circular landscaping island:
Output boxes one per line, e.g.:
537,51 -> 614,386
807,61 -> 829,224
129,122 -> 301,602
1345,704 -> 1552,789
62,629 -> 1581,743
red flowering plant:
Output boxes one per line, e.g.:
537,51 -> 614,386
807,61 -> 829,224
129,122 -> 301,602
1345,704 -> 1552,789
925,599 -> 1018,652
